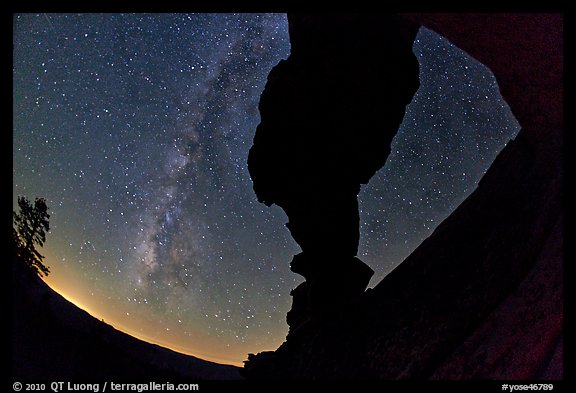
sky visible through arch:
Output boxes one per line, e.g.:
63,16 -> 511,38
13,14 -> 520,366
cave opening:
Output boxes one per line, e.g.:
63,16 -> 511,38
357,27 -> 521,285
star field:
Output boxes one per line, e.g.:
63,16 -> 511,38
13,14 -> 520,365
359,28 -> 521,283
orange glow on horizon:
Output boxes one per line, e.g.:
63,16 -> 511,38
41,274 -> 247,367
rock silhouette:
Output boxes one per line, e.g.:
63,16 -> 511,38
247,14 -> 421,332
243,13 -> 562,379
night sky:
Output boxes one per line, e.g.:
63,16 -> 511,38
13,13 -> 520,366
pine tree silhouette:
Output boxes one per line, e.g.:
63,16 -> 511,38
13,196 -> 51,277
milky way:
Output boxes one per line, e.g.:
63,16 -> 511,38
13,14 -> 519,365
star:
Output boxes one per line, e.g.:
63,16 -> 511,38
13,14 -> 519,366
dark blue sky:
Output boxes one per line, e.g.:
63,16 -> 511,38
13,13 -> 519,365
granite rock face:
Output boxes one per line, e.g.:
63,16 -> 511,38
244,13 -> 562,380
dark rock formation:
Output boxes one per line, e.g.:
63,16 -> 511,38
247,14 -> 420,333
243,13 -> 562,380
